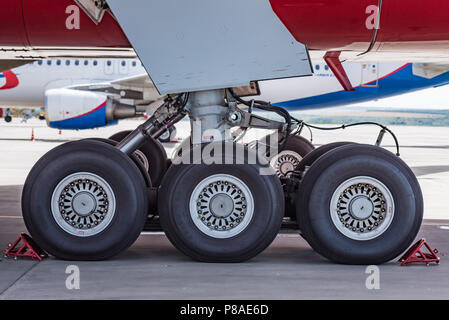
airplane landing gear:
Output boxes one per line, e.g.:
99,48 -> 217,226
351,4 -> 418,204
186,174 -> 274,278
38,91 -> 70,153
21,86 -> 423,265
4,108 -> 12,122
296,144 -> 423,264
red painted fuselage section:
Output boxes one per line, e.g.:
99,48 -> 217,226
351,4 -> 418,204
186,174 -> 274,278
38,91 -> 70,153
1,0 -> 449,53
1,0 -> 129,47
269,0 -> 449,51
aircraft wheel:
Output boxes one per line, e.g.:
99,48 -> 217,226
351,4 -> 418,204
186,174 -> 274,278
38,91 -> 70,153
296,144 -> 423,264
22,140 -> 148,260
158,126 -> 177,143
261,134 -> 314,220
159,143 -> 284,262
4,115 -> 12,123
109,130 -> 167,186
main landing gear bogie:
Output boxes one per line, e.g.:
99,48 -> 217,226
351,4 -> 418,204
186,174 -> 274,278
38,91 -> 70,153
20,88 -> 424,265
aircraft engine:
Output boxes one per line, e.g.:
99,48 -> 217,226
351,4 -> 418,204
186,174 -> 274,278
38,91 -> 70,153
45,88 -> 138,130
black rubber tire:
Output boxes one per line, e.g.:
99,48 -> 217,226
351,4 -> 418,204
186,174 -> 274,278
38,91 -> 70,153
258,133 -> 314,160
296,141 -> 355,173
109,130 -> 167,187
159,143 -> 284,262
22,140 -> 148,260
158,126 -> 177,143
4,115 -> 12,123
282,135 -> 315,156
296,144 -> 423,265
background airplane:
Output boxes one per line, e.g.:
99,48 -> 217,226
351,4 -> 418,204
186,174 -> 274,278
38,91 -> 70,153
1,59 -> 449,129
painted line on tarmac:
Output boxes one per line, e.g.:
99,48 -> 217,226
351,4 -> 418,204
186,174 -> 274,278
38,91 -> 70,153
0,216 -> 22,219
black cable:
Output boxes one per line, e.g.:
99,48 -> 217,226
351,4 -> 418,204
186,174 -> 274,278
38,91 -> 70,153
300,121 -> 401,156
182,92 -> 190,108
227,90 -> 399,156
289,115 -> 313,142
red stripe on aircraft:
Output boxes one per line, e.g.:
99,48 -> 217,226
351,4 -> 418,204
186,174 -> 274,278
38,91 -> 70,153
0,71 -> 19,90
363,63 -> 411,86
64,100 -> 107,121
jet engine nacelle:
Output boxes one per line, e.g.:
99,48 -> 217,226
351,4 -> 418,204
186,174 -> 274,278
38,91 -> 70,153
45,88 -> 137,130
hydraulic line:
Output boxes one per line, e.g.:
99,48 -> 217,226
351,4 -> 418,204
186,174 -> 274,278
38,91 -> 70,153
296,121 -> 401,156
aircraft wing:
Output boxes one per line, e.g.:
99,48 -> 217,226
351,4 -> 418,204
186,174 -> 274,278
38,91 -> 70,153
68,73 -> 162,105
68,73 -> 261,106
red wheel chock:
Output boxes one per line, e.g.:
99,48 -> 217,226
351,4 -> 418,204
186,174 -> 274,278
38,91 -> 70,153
398,239 -> 440,266
4,233 -> 48,261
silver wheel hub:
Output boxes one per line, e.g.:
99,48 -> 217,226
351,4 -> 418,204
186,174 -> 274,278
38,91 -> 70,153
330,176 -> 394,241
349,196 -> 374,220
209,194 -> 235,218
270,150 -> 302,177
190,174 -> 254,239
51,172 -> 116,237
72,192 -> 96,216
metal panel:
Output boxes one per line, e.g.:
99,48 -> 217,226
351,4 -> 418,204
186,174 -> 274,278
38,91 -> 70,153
107,0 -> 312,94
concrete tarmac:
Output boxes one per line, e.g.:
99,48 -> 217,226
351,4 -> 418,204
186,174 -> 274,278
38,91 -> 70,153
0,119 -> 449,299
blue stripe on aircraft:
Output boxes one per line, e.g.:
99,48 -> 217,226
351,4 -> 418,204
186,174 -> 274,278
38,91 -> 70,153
49,105 -> 117,130
274,64 -> 449,111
